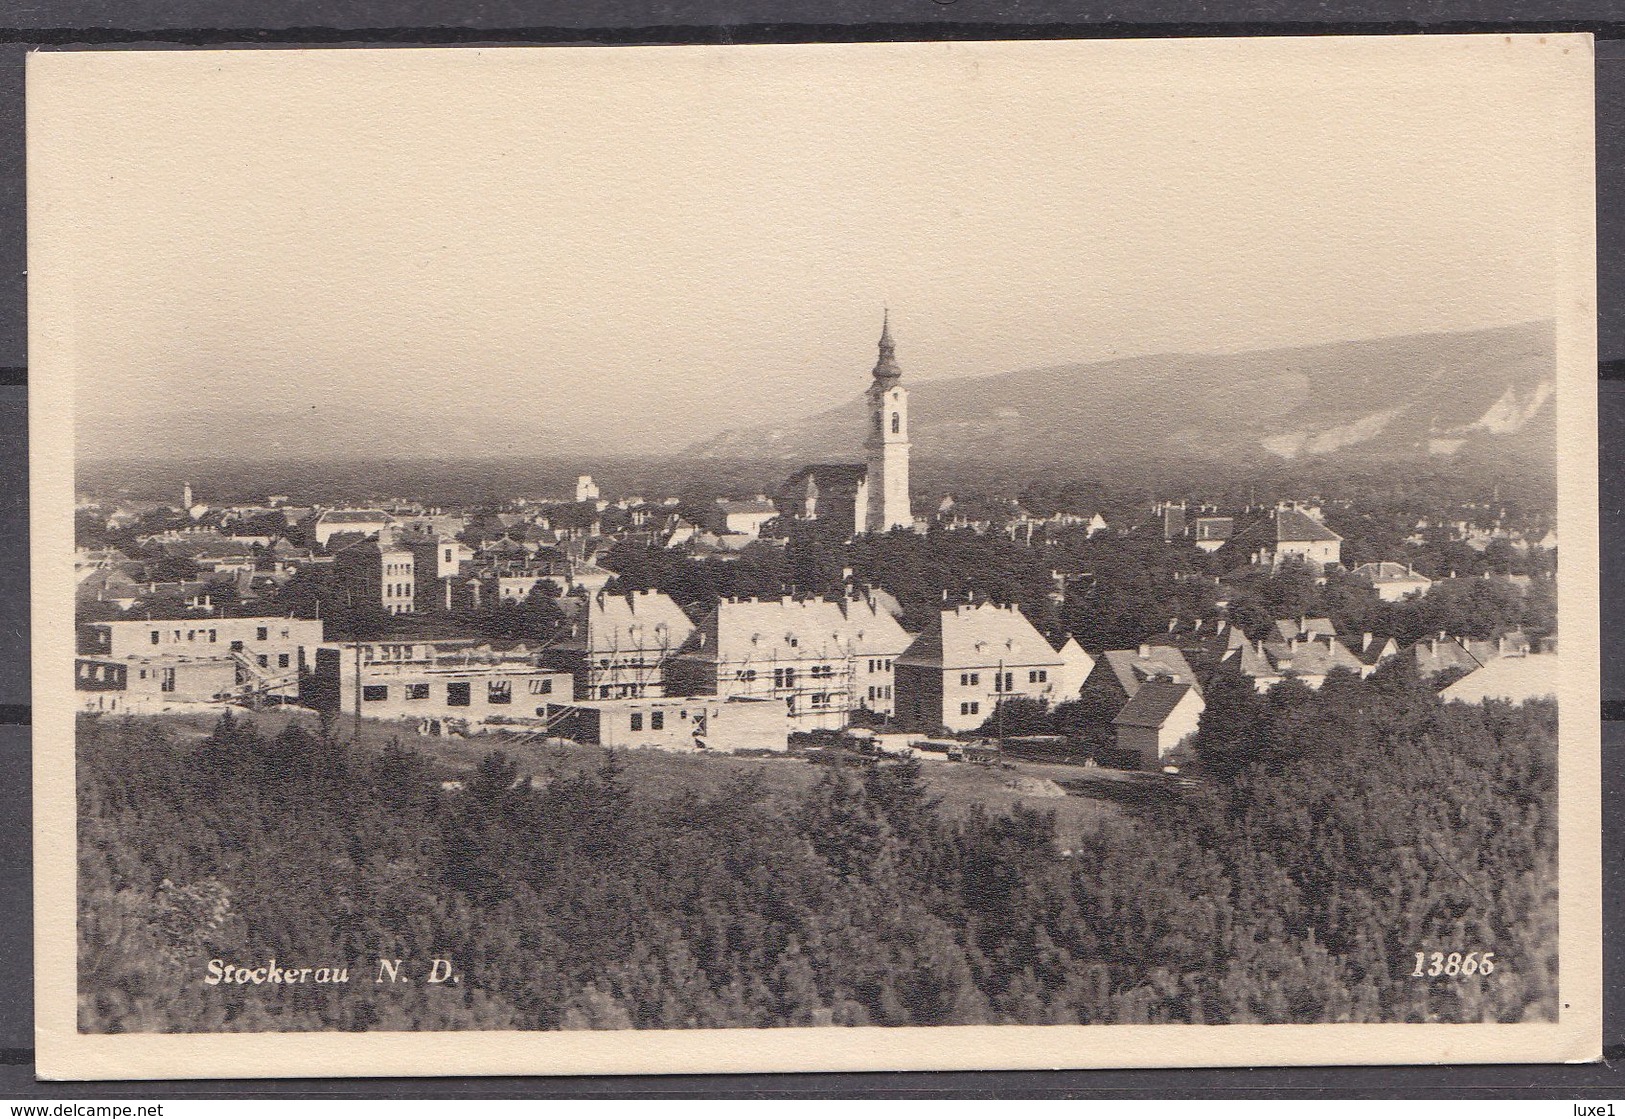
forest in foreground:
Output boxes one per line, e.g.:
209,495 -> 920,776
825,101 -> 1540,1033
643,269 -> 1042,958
78,666 -> 1557,1032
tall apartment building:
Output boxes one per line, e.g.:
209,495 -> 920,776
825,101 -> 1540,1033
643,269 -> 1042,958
663,592 -> 914,730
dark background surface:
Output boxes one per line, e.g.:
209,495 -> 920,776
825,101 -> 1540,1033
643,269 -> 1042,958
0,1 -> 1619,1098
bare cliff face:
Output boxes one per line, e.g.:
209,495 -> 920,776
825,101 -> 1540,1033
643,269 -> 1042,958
686,321 -> 1556,475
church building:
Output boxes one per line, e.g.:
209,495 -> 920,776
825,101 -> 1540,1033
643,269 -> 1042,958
780,313 -> 915,537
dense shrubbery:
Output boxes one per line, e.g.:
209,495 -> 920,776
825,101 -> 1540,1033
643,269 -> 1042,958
79,674 -> 1556,1032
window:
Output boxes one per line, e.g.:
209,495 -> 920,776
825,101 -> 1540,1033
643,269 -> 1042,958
1029,669 -> 1048,683
969,701 -> 980,715
208,629 -> 217,643
868,686 -> 877,701
811,693 -> 830,708
630,713 -> 643,731
488,680 -> 512,704
257,655 -> 269,668
362,685 -> 388,702
406,683 -> 429,700
600,685 -> 611,699
186,630 -> 195,642
446,682 -> 471,706
280,628 -> 290,639
256,627 -> 268,641
528,678 -> 554,695
883,685 -> 892,700
160,668 -> 176,693
650,711 -> 664,730
1005,672 -> 1015,692
891,413 -> 900,434
278,654 -> 290,669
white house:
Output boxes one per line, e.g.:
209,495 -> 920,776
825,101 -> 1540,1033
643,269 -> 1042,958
1112,680 -> 1205,768
1350,561 -> 1433,602
894,601 -> 1068,733
1230,508 -> 1342,570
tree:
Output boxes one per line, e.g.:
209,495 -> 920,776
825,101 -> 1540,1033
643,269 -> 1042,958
1192,667 -> 1266,781
974,697 -> 1054,739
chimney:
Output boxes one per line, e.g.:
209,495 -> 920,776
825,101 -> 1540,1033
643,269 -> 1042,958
1362,632 -> 1373,652
1168,618 -> 1178,633
1139,644 -> 1151,659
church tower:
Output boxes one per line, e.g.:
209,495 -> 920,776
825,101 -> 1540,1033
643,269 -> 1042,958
863,311 -> 913,534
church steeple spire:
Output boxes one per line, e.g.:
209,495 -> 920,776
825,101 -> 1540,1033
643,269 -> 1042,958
872,308 -> 902,383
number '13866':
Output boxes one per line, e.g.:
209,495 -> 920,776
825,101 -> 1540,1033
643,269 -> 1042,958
1411,951 -> 1495,977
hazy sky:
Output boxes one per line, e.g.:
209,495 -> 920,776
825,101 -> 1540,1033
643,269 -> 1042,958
31,37 -> 1579,459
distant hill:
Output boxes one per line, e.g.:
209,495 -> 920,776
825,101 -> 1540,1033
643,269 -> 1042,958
687,322 -> 1556,477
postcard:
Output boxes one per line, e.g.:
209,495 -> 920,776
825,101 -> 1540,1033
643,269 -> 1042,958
28,35 -> 1599,1078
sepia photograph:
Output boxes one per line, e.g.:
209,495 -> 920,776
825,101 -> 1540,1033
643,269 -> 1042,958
28,35 -> 1599,1077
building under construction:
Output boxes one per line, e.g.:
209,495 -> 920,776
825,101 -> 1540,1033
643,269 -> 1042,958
662,593 -> 915,731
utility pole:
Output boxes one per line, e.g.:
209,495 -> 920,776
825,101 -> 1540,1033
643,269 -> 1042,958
996,657 -> 1005,742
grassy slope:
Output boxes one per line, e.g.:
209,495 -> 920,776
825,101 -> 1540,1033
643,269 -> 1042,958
93,707 -> 1123,851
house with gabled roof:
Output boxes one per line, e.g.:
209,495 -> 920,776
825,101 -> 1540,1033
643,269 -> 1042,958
1350,561 -> 1433,602
1272,616 -> 1338,644
1050,634 -> 1096,703
893,601 -> 1064,733
1088,643 -> 1203,705
1227,508 -> 1343,571
1407,633 -> 1491,681
1112,680 -> 1205,769
1259,631 -> 1366,689
1339,631 -> 1401,675
1150,617 -> 1245,682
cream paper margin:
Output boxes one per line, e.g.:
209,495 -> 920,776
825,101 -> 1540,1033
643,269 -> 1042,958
27,34 -> 1601,1079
